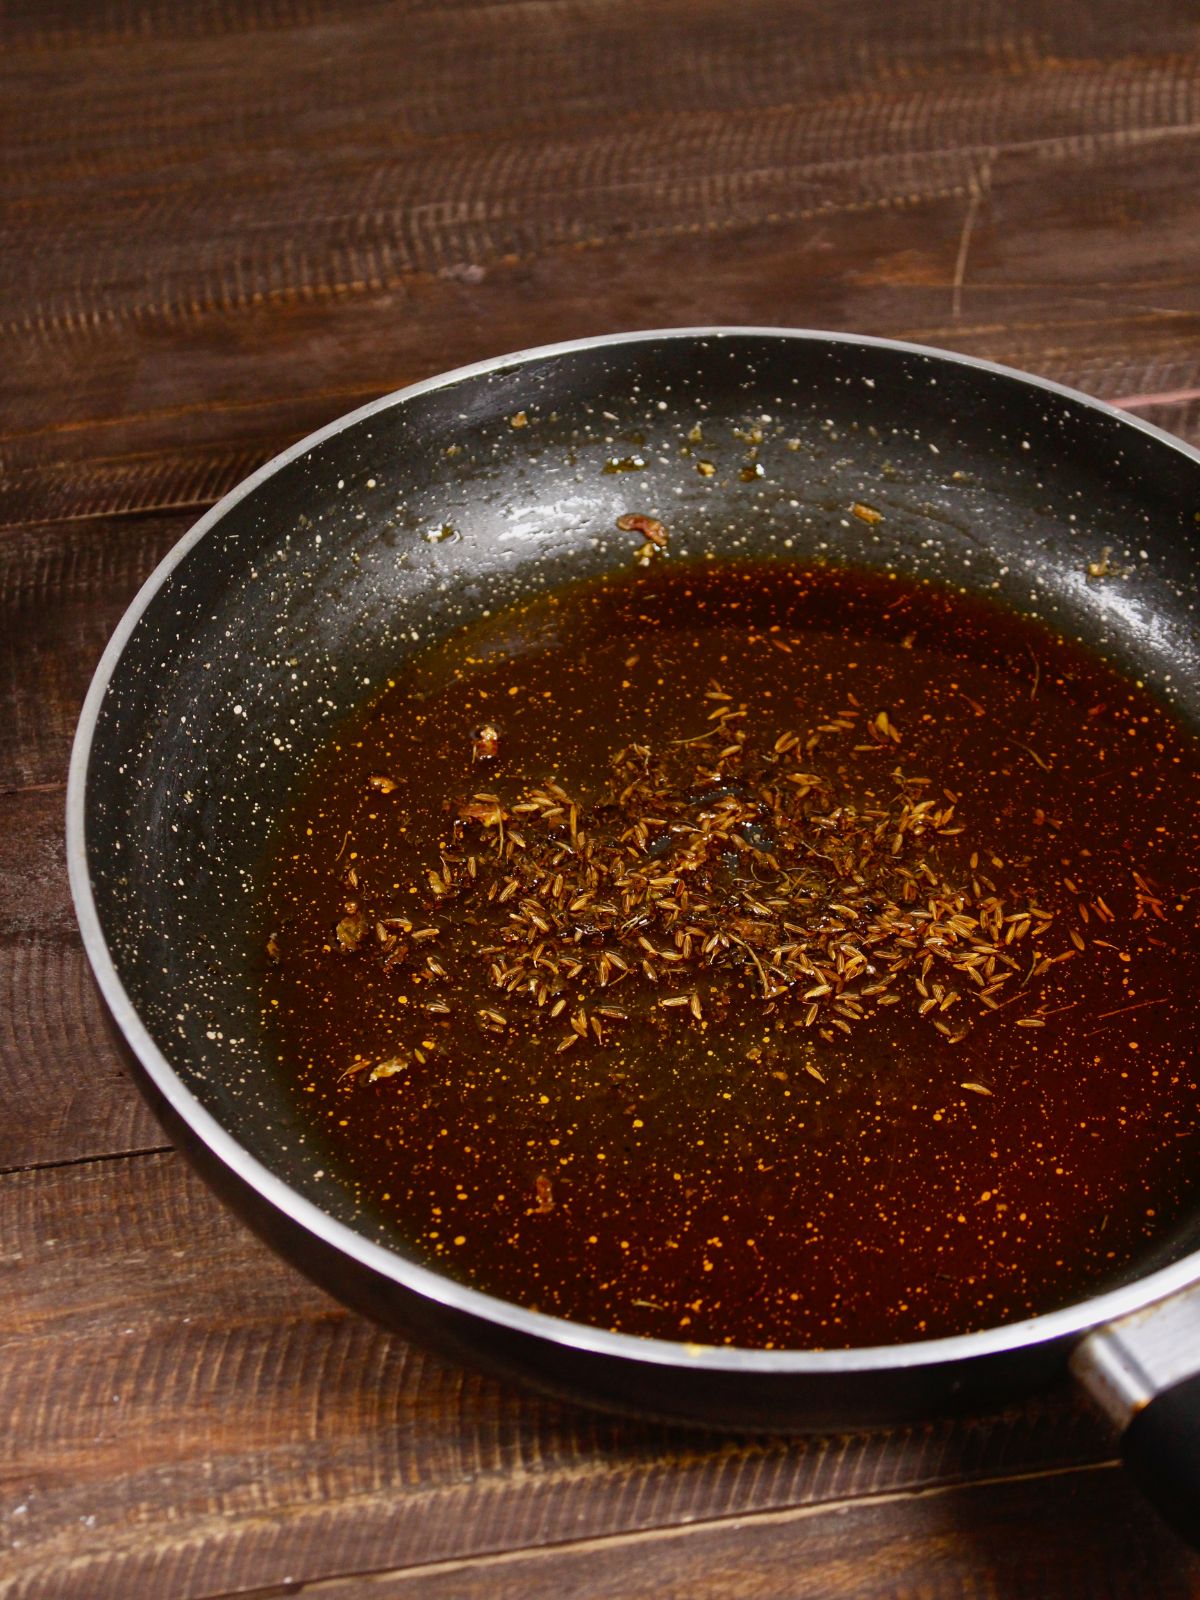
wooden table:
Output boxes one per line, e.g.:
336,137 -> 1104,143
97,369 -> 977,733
4,2 -> 1200,1594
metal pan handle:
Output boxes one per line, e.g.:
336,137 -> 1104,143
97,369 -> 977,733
1071,1282 -> 1200,1550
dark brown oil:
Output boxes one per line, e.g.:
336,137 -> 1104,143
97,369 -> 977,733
259,561 -> 1200,1349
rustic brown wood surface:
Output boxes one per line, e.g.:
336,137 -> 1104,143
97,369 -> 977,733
3,1 -> 1200,1594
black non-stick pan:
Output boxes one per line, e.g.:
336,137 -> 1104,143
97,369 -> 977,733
68,330 -> 1200,1544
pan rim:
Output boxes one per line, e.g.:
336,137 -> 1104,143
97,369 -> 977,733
67,324 -> 1200,1376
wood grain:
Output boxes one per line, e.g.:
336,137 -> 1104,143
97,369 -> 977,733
0,786 -> 165,1173
228,1470 -> 1200,1599
0,514 -> 188,790
0,514 -> 194,1169
3,0 -> 1199,525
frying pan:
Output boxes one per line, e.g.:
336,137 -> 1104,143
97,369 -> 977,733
67,329 -> 1200,1544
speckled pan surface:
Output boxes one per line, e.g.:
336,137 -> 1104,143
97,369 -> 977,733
67,329 -> 1200,1410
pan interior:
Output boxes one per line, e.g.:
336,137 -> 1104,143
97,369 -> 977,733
81,333 -> 1200,1342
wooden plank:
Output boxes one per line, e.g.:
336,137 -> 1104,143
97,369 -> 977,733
2,4 -> 1199,524
7,0 -> 1194,226
219,1469 -> 1200,1600
0,514 -> 188,791
1,1145 -> 1138,1600
0,516 -> 187,1168
2,0 -> 386,50
0,931 -> 164,1175
0,789 -> 164,1171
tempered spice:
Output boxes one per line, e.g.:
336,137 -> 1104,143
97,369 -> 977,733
260,560 -> 1200,1349
352,692 -> 1066,1055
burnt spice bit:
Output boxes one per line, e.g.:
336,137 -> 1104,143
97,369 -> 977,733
617,512 -> 669,565
354,688 -> 1068,1054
